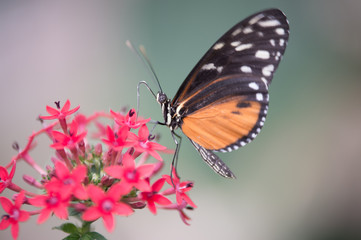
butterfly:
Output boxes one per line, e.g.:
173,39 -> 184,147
148,9 -> 289,178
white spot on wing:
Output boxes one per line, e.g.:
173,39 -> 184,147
232,28 -> 242,36
261,77 -> 268,89
258,19 -> 281,27
249,13 -> 264,25
262,64 -> 274,77
201,63 -> 216,70
248,82 -> 259,90
279,39 -> 285,46
213,42 -> 225,50
275,28 -> 285,35
255,50 -> 270,59
240,65 -> 252,73
270,39 -> 275,46
231,41 -> 241,47
243,27 -> 253,34
217,66 -> 223,73
240,141 -> 246,146
256,93 -> 263,101
235,43 -> 253,51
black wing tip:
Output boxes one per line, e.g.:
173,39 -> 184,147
222,170 -> 237,179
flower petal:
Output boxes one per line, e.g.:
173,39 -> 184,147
147,200 -> 157,215
82,207 -> 101,221
138,125 -> 149,140
104,166 -> 123,179
71,165 -> 87,182
87,185 -> 105,204
0,197 -> 13,213
61,99 -> 71,112
102,213 -> 115,232
153,194 -> 172,205
54,161 -> 69,180
0,217 -> 10,230
53,203 -> 69,220
11,221 -> 19,240
181,193 -> 197,208
38,208 -> 52,224
113,202 -> 133,216
134,179 -> 151,192
45,105 -> 60,116
107,183 -> 128,201
152,178 -> 165,192
28,195 -> 47,207
14,191 -> 25,208
18,210 -> 30,222
136,164 -> 155,178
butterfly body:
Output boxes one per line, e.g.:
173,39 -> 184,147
156,9 -> 289,178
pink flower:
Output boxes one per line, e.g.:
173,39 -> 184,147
128,124 -> 167,161
102,126 -> 132,152
50,120 -> 87,150
28,186 -> 70,224
82,184 -> 133,232
161,200 -> 192,226
40,99 -> 80,120
163,169 -> 196,208
140,178 -> 172,214
111,109 -> 150,129
0,161 -> 16,193
0,191 -> 30,240
105,153 -> 154,194
45,161 -> 88,200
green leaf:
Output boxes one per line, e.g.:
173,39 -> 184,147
54,223 -> 79,234
68,207 -> 82,218
63,233 -> 81,240
79,234 -> 92,240
85,232 -> 108,240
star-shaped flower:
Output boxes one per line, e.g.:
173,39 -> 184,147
50,120 -> 87,150
163,169 -> 196,208
40,99 -> 80,120
28,186 -> 70,224
111,109 -> 150,129
45,161 -> 88,200
105,153 -> 154,194
140,178 -> 172,214
82,183 -> 133,232
128,124 -> 167,161
0,191 -> 30,240
0,161 -> 16,193
102,126 -> 132,152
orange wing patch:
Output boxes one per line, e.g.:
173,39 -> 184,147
181,96 -> 261,150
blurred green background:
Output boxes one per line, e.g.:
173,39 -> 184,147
1,1 -> 361,239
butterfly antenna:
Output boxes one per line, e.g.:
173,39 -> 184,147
126,40 -> 163,93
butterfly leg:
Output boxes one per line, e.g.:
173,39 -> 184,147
170,131 -> 182,185
189,139 -> 236,179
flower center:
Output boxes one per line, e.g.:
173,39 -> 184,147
101,199 -> 114,213
11,208 -> 20,221
63,177 -> 74,185
139,141 -> 149,149
125,169 -> 138,182
46,194 -> 59,206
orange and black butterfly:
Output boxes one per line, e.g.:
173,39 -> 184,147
147,9 -> 289,178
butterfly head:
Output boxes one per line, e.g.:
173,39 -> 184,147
156,92 -> 168,105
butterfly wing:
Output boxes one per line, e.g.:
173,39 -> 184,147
172,9 -> 289,176
189,138 -> 236,178
172,8 -> 289,109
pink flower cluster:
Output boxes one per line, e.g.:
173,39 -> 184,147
0,100 -> 196,240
